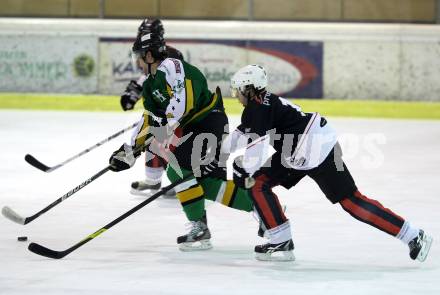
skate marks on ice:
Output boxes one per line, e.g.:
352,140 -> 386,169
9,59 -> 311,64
1,111 -> 440,295
117,244 -> 431,283
129,190 -> 180,209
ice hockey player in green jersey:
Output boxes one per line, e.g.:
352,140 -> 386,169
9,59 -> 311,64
120,18 -> 184,198
108,23 -> 257,251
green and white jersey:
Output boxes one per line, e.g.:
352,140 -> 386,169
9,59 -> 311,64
143,58 -> 222,127
131,58 -> 223,148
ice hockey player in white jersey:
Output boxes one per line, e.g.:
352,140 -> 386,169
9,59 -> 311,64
228,64 -> 433,262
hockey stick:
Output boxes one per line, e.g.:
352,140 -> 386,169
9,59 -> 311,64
27,172 -> 193,259
25,122 -> 138,172
2,166 -> 111,225
3,140 -> 151,225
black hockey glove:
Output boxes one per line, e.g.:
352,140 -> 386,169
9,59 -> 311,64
109,143 -> 140,172
120,80 -> 142,111
200,159 -> 227,180
233,156 -> 255,189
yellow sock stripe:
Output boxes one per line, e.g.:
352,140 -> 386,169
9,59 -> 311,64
184,79 -> 194,116
221,180 -> 235,206
135,112 -> 150,147
177,185 -> 204,204
184,92 -> 218,126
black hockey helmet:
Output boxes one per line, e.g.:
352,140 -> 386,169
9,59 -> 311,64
132,18 -> 167,62
137,18 -> 165,36
132,31 -> 167,62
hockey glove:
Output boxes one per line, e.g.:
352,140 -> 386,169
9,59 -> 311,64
109,143 -> 140,172
200,159 -> 227,180
233,156 -> 255,189
120,80 -> 142,111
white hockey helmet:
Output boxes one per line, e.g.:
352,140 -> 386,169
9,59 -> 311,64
230,64 -> 267,97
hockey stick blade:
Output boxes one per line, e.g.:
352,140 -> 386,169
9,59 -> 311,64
28,243 -> 65,259
2,166 -> 112,226
24,123 -> 138,173
2,206 -> 26,225
27,171 -> 193,259
24,154 -> 59,172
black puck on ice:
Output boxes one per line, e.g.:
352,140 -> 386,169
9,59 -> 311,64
17,236 -> 28,242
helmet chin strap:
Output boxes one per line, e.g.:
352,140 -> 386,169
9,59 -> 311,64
141,51 -> 156,76
147,62 -> 153,76
146,59 -> 157,76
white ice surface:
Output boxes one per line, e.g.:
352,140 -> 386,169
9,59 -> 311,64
0,110 -> 439,295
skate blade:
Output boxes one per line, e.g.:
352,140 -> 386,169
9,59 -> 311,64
130,188 -> 176,199
255,251 -> 295,262
179,240 -> 213,252
130,188 -> 156,196
162,190 -> 176,199
417,234 -> 433,262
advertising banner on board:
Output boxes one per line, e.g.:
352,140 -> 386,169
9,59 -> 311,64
0,35 -> 98,93
99,38 -> 323,98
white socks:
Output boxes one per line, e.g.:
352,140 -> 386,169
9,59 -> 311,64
268,221 -> 292,244
396,221 -> 420,244
144,167 -> 164,185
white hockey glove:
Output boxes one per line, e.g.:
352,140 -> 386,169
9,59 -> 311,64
109,143 -> 140,172
120,80 -> 142,111
233,156 -> 256,189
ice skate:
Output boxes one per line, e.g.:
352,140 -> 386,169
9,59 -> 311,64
408,230 -> 433,262
177,214 -> 212,251
255,239 -> 295,261
130,179 -> 176,198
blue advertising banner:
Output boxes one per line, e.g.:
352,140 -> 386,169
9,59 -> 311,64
100,38 -> 323,98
